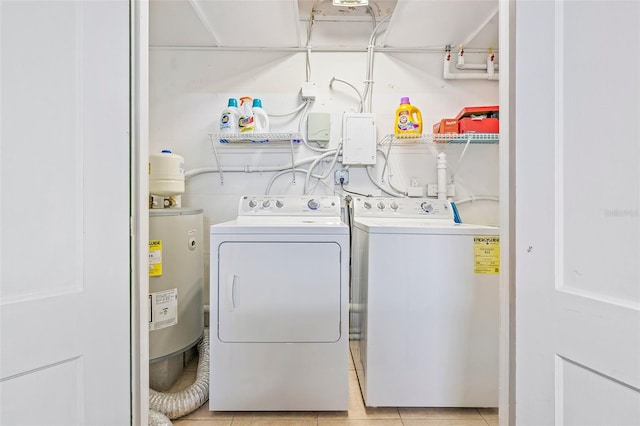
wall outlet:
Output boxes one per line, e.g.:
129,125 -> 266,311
334,169 -> 349,184
427,183 -> 456,197
407,186 -> 424,197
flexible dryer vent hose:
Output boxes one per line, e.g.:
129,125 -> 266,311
149,330 -> 209,424
148,409 -> 172,426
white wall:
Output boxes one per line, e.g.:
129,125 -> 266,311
149,48 -> 499,300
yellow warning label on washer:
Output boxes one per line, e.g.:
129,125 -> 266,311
474,236 -> 500,274
149,239 -> 162,277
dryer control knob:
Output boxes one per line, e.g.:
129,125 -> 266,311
420,202 -> 434,213
276,200 -> 284,208
248,200 -> 257,208
364,201 -> 372,209
307,199 -> 320,210
377,201 -> 385,210
262,200 -> 271,208
390,201 -> 399,210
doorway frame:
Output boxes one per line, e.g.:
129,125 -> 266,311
498,1 -> 515,425
131,0 -> 150,424
131,1 -> 516,424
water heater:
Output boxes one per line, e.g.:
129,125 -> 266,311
149,208 -> 204,362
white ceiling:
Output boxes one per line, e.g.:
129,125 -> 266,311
149,0 -> 498,51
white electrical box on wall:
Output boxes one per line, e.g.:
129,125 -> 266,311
307,112 -> 331,145
342,113 -> 376,165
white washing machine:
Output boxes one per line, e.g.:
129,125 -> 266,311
209,195 -> 349,411
350,197 -> 499,408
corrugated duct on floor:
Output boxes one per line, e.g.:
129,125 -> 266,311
149,330 -> 209,425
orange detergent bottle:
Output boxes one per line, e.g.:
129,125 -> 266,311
394,97 -> 423,136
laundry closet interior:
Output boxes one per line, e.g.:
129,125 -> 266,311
147,0 -> 501,423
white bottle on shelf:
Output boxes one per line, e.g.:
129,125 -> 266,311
252,98 -> 270,133
251,98 -> 270,143
238,96 -> 255,134
220,98 -> 240,135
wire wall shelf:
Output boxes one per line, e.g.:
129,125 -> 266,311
207,132 -> 303,185
210,132 -> 303,144
378,133 -> 499,146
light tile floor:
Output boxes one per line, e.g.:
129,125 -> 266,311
169,353 -> 499,426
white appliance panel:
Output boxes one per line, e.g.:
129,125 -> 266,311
218,241 -> 342,343
350,197 -> 499,408
211,341 -> 348,411
210,195 -> 349,411
361,231 -> 499,407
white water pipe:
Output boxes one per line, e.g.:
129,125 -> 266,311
454,195 -> 499,205
437,152 -> 448,200
456,51 -> 499,71
443,51 -> 499,80
185,154 -> 336,179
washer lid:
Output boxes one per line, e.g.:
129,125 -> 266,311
353,217 -> 498,235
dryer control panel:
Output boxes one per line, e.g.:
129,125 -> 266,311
353,197 -> 455,220
238,195 -> 341,217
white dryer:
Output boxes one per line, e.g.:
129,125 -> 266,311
209,195 -> 349,411
350,197 -> 499,408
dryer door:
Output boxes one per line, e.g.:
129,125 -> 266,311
217,241 -> 342,343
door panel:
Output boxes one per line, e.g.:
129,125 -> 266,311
0,1 -> 131,424
557,357 -> 640,426
1,358 -> 83,425
560,1 -> 639,305
515,1 -> 640,424
1,0 -> 83,303
218,241 -> 342,342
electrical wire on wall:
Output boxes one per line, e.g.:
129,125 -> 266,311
362,14 -> 392,113
303,145 -> 342,193
364,148 -> 405,197
329,77 -> 364,113
339,181 -> 371,198
268,101 -> 309,118
305,3 -> 315,82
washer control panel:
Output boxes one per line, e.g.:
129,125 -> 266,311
239,195 -> 341,216
354,197 -> 454,220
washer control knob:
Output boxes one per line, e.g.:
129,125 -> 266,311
363,201 -> 372,209
420,202 -> 434,213
377,201 -> 385,210
276,200 -> 284,208
390,201 -> 399,210
262,200 -> 271,208
248,200 -> 257,208
307,199 -> 320,210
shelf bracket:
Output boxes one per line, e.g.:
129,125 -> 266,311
208,134 -> 224,184
289,135 -> 296,184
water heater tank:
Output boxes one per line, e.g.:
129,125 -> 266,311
149,208 -> 204,362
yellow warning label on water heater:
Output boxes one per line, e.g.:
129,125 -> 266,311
149,239 -> 162,277
474,236 -> 500,274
